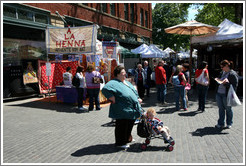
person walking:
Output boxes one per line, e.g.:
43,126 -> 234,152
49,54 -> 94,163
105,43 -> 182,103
171,65 -> 187,111
155,60 -> 167,106
143,61 -> 152,97
75,66 -> 87,111
134,63 -> 145,99
215,60 -> 238,129
85,64 -> 102,111
102,65 -> 142,149
195,61 -> 210,112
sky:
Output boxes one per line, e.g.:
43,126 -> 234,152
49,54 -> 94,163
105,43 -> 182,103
152,3 -> 202,21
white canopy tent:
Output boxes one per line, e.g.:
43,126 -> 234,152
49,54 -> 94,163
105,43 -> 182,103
149,44 -> 168,58
191,19 -> 243,44
177,50 -> 197,59
131,44 -> 163,58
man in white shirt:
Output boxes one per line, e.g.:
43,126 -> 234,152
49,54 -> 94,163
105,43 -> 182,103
63,66 -> 73,86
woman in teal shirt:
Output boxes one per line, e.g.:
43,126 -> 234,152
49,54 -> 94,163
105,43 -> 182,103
102,65 -> 142,149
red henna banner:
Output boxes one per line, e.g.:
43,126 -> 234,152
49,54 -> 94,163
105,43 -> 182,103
46,25 -> 97,54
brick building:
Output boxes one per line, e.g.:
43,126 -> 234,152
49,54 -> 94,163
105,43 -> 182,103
3,3 -> 152,98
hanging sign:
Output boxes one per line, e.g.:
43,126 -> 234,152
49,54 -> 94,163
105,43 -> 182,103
102,41 -> 117,59
46,25 -> 97,54
46,62 -> 51,76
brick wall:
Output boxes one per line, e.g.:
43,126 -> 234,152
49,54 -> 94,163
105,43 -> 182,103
24,3 -> 152,40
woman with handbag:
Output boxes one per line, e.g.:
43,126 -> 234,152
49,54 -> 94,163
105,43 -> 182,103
85,64 -> 102,111
195,61 -> 210,112
214,60 -> 238,129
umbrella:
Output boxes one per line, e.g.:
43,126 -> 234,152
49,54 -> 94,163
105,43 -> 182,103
165,20 -> 220,81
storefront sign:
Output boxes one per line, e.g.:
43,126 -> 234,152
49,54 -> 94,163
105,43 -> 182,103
102,41 -> 117,59
46,25 -> 97,54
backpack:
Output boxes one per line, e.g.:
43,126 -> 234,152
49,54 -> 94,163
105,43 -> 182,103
72,74 -> 80,88
172,75 -> 180,86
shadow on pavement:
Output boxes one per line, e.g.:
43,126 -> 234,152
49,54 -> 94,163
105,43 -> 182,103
178,110 -> 203,117
190,127 -> 229,137
101,121 -> 115,127
71,143 -> 123,157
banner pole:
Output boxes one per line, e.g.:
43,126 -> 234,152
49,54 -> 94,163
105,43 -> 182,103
45,27 -> 50,101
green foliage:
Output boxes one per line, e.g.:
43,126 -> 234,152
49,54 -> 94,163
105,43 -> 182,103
152,3 -> 191,51
195,3 -> 237,26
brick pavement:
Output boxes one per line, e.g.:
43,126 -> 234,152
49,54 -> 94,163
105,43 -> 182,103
2,86 -> 244,164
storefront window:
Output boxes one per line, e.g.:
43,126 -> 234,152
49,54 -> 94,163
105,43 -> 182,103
3,6 -> 16,18
3,38 -> 46,67
18,9 -> 33,21
35,13 -> 48,24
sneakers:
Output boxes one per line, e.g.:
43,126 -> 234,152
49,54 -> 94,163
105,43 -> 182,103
215,124 -> 224,129
226,125 -> 232,129
79,107 -> 88,111
116,144 -> 130,149
184,108 -> 188,111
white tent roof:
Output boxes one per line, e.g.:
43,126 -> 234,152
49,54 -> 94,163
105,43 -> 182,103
149,44 -> 168,58
131,44 -> 163,58
164,47 -> 175,54
191,19 -> 243,44
177,51 -> 197,59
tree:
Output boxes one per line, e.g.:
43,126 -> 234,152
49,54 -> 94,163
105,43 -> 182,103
195,3 -> 243,26
152,3 -> 191,51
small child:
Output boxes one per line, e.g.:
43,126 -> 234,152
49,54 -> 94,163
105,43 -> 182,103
146,108 -> 172,141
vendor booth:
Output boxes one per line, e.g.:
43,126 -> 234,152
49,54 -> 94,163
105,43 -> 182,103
42,25 -> 120,104
191,19 -> 243,94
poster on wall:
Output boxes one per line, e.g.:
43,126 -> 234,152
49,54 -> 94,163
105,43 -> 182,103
46,25 -> 97,54
23,61 -> 38,85
102,41 -> 117,59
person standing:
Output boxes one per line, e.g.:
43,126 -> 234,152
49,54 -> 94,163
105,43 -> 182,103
75,66 -> 87,111
163,61 -> 171,85
171,65 -> 187,111
85,64 -> 102,111
134,64 -> 145,99
155,60 -> 167,106
63,66 -> 73,86
143,61 -> 152,97
195,61 -> 210,112
102,65 -> 142,149
215,60 -> 238,129
182,63 -> 190,107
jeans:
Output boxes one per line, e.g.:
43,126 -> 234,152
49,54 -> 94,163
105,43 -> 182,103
156,84 -> 166,103
174,86 -> 186,110
77,88 -> 84,108
197,84 -> 209,111
87,88 -> 100,110
216,93 -> 233,126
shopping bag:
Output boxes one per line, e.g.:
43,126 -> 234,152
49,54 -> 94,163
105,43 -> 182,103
185,83 -> 191,90
227,84 -> 241,106
195,70 -> 209,86
137,118 -> 150,138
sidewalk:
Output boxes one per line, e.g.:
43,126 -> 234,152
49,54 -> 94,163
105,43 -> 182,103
2,86 -> 244,164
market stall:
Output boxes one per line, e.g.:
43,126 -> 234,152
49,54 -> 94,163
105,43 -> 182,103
42,25 -> 119,104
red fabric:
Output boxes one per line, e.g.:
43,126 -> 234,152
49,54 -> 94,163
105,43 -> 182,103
195,69 -> 208,78
178,73 -> 186,86
155,66 -> 167,85
38,60 -> 78,94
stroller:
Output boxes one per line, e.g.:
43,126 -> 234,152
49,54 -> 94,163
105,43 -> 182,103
137,112 -> 175,151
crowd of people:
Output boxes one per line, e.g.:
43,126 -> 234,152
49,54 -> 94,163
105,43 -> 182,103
62,58 -> 239,150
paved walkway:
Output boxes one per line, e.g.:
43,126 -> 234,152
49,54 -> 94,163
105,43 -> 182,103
2,86 -> 244,164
